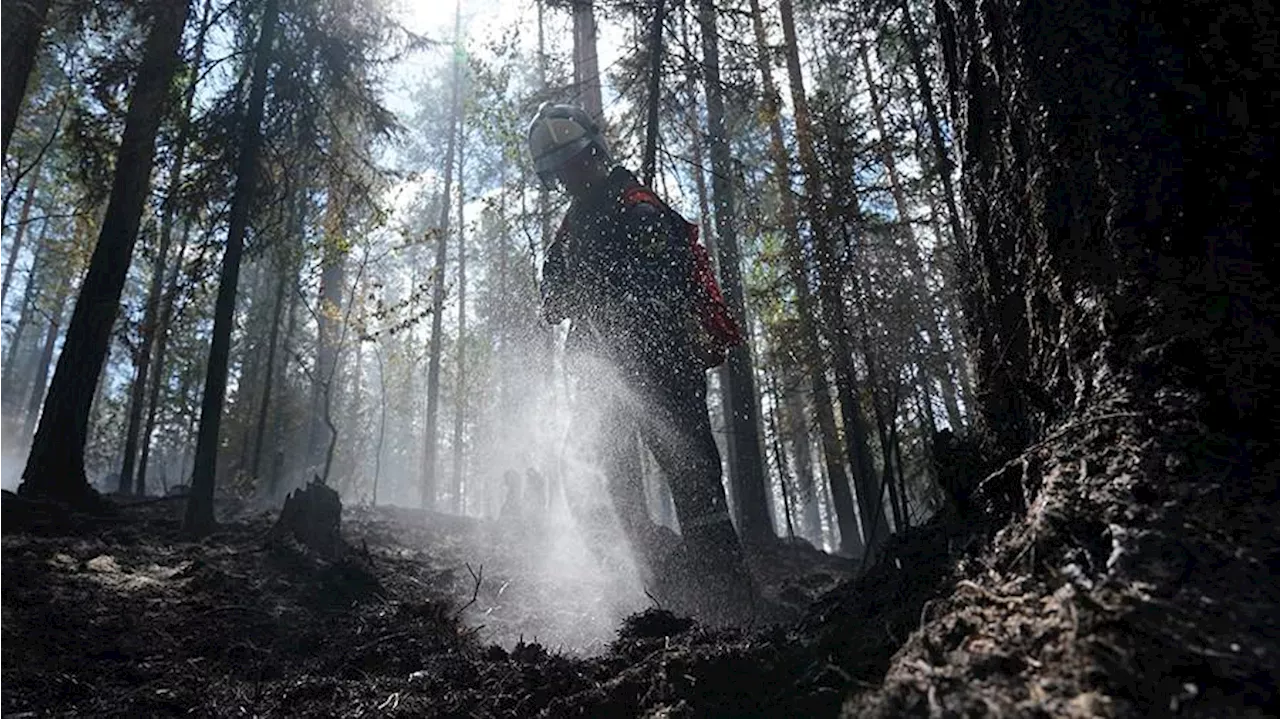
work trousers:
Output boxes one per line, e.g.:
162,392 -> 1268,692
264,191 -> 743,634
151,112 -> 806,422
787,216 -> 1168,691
567,346 -> 745,584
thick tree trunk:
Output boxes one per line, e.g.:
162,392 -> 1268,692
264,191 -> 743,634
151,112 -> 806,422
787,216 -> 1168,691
421,1 -> 462,511
935,0 -> 1277,458
1,173 -> 39,307
748,0 -> 862,557
777,0 -> 886,554
184,0 -> 277,534
697,0 -> 772,545
18,0 -> 189,506
1,0 -> 51,158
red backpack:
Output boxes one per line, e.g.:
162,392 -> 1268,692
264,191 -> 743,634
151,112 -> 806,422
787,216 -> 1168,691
621,186 -> 743,368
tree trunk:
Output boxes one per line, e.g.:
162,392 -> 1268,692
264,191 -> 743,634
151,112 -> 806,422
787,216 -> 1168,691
251,249 -> 289,481
120,0 -> 213,496
571,0 -> 603,120
776,0 -> 886,554
1,221 -> 47,409
451,115 -> 466,515
184,0 -> 276,534
536,0 -> 552,250
900,0 -> 967,270
858,38 -> 964,432
766,369 -> 796,539
372,344 -> 386,505
748,0 -> 862,557
782,367 -> 821,543
268,251 -> 301,495
137,221 -> 192,493
308,188 -> 348,472
1,173 -> 39,307
18,0 -> 189,506
1,0 -> 51,158
640,0 -> 665,187
421,1 -> 462,511
22,276 -> 68,440
697,0 -> 772,546
935,0 -> 1277,455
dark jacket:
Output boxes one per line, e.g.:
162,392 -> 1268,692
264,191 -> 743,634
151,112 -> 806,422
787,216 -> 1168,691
541,167 -> 697,367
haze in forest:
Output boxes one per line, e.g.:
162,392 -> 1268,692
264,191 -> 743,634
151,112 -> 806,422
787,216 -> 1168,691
2,0 -> 970,648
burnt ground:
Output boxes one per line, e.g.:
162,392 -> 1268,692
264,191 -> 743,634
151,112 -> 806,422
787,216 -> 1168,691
3,375 -> 1277,717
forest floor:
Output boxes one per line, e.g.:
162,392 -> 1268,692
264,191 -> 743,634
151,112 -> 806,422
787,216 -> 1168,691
3,376 -> 1277,717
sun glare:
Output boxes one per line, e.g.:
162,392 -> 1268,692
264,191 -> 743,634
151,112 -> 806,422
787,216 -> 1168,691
400,0 -> 528,39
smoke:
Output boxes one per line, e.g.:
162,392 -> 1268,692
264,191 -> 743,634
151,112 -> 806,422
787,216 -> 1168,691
1,427 -> 26,492
457,345 -> 655,652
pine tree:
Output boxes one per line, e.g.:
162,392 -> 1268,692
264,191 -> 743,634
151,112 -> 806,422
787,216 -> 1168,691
185,0 -> 278,533
20,0 -> 191,506
1,0 -> 52,157
697,0 -> 773,545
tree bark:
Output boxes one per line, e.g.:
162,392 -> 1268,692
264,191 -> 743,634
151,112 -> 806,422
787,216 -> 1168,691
18,0 -> 189,506
421,1 -> 462,511
697,0 -> 772,546
935,0 -> 1277,459
184,0 -> 277,534
777,0 -> 886,554
1,0 -> 51,159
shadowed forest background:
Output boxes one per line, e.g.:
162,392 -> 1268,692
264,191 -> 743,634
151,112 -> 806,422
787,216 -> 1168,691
2,0 -> 1276,716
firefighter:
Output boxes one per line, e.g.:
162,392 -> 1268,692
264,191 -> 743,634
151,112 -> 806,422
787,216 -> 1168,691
527,103 -> 754,623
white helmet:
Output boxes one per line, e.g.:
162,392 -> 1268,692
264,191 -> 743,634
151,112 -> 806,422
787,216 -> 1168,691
526,102 -> 611,187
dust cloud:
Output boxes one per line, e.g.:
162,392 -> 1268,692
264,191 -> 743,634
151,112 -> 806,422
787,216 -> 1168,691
368,339 -> 668,655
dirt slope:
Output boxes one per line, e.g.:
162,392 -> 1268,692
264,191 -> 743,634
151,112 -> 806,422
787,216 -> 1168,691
3,375 -> 1275,718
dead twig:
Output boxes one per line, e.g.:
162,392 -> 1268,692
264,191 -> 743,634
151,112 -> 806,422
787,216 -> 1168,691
454,562 -> 483,618
354,630 -> 412,655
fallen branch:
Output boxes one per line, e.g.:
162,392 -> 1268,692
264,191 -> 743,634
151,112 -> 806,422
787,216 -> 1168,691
454,562 -> 483,618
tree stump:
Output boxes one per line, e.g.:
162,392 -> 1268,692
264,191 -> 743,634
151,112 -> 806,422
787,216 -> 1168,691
270,477 -> 343,558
